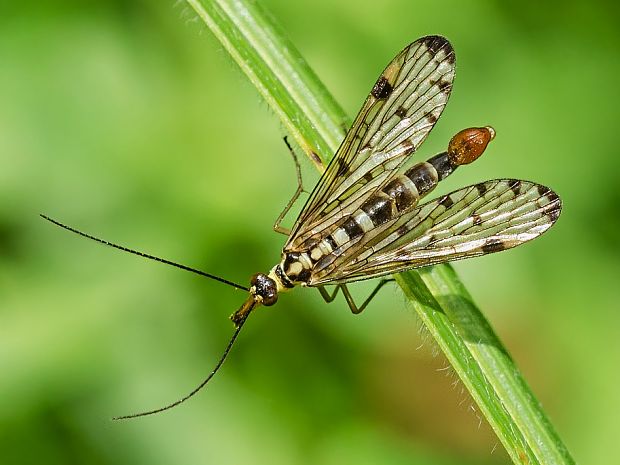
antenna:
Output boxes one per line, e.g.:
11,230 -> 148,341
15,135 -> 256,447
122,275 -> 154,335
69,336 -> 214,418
40,214 -> 248,291
112,308 -> 252,420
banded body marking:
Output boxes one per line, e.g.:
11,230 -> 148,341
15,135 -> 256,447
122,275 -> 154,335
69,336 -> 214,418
278,127 -> 496,286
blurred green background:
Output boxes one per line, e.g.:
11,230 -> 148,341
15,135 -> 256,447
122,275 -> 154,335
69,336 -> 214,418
2,1 -> 619,464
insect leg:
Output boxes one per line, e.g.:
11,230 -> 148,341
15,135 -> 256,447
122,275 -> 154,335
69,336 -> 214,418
317,279 -> 395,314
273,137 -> 305,236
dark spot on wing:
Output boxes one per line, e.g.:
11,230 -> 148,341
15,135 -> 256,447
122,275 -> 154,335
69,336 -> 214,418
371,76 -> 392,99
475,183 -> 488,196
543,191 -> 562,222
420,35 -> 455,64
545,190 -> 560,204
537,184 -> 550,196
510,180 -> 522,195
472,214 -> 482,226
437,79 -> 451,92
481,239 -> 506,253
546,204 -> 562,222
401,139 -> 415,152
395,106 -> 407,118
421,35 -> 449,54
427,113 -> 438,124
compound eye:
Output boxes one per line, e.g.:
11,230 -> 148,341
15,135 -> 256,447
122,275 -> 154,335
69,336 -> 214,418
250,273 -> 278,306
262,291 -> 278,306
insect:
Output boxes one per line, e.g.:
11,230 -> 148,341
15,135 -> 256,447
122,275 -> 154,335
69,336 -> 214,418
42,35 -> 561,419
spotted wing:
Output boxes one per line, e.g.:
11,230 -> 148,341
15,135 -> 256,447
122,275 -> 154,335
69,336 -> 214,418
286,36 -> 455,251
309,180 -> 562,284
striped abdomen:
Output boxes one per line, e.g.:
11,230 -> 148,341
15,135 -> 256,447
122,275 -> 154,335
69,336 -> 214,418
279,127 -> 495,285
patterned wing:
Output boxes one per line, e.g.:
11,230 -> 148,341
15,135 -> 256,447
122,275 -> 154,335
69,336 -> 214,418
309,180 -> 562,284
286,36 -> 455,251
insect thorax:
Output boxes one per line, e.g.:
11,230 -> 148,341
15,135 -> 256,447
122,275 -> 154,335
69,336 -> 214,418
276,252 -> 313,287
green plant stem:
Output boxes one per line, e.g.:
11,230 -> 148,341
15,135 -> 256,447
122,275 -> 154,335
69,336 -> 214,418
185,1 -> 574,464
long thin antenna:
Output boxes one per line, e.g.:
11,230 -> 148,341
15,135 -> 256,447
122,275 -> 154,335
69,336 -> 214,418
40,214 -> 248,291
112,307 -> 252,420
